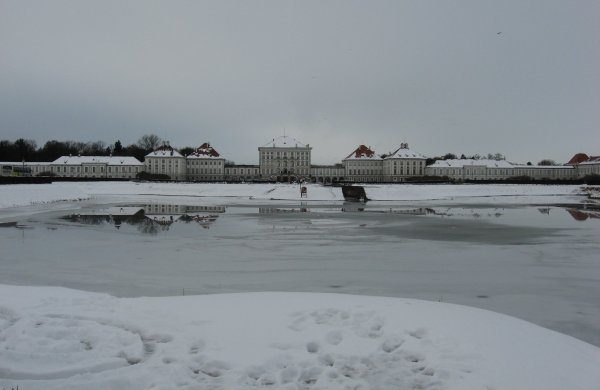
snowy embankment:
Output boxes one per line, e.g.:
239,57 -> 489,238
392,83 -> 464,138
0,182 -> 586,209
0,183 -> 89,208
78,181 -> 584,202
1,285 -> 599,390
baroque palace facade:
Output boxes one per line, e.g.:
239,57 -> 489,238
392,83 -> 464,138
2,135 -> 599,181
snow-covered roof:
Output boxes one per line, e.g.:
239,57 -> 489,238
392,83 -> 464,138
566,154 -> 600,165
344,145 -> 382,160
513,164 -> 575,169
384,143 -> 426,160
261,136 -> 308,148
430,159 -> 577,169
187,142 -> 223,159
429,159 -> 514,168
566,153 -> 589,165
24,162 -> 49,166
1,161 -> 48,166
146,145 -> 183,158
579,160 -> 600,165
51,156 -> 144,165
578,156 -> 600,165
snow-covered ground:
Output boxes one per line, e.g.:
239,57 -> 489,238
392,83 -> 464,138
1,285 -> 599,390
0,181 -> 589,211
75,181 -> 589,203
0,183 -> 89,209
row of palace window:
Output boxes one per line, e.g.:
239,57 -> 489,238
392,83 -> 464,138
265,161 -> 308,167
190,168 -> 220,174
391,160 -> 423,166
346,160 -> 424,167
187,160 -> 222,166
431,168 -> 575,177
263,168 -> 309,175
154,161 -> 179,168
226,168 -> 259,175
391,167 -> 423,175
52,165 -> 139,173
261,151 -> 310,159
346,160 -> 381,167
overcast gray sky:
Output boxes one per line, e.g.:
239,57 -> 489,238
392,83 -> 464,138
1,0 -> 598,164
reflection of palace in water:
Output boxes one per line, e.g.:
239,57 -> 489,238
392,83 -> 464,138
144,204 -> 225,229
64,204 -> 226,233
259,207 -> 310,214
566,208 -> 600,221
63,204 -> 600,234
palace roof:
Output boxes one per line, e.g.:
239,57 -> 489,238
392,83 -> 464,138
261,136 -> 308,148
579,156 -> 600,165
384,143 -> 426,160
343,145 -> 381,160
188,143 -> 223,159
51,156 -> 143,165
146,145 -> 183,158
566,153 -> 589,165
429,159 -> 514,168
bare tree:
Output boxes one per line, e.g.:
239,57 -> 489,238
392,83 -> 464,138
486,153 -> 506,161
87,140 -> 107,155
538,159 -> 557,166
137,134 -> 162,150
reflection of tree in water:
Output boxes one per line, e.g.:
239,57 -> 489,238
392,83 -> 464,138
136,218 -> 160,235
62,209 -> 147,227
179,214 -> 219,229
179,214 -> 194,223
62,206 -> 223,234
63,214 -> 109,225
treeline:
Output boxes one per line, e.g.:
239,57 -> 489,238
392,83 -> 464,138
0,134 -> 164,162
425,152 -> 508,166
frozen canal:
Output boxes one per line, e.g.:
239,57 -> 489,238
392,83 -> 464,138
1,200 -> 599,347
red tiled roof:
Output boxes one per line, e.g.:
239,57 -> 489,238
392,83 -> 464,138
345,145 -> 376,159
566,153 -> 589,165
192,143 -> 221,157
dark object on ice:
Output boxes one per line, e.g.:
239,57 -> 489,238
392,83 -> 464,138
341,185 -> 369,202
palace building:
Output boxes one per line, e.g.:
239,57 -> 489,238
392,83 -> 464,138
2,135 -> 599,182
144,144 -> 186,180
185,143 -> 225,182
2,155 -> 144,179
258,136 -> 312,181
342,145 -> 383,183
383,143 -> 427,181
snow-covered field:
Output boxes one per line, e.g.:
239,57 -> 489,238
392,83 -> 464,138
1,182 -> 599,389
1,285 -> 599,390
0,181 -> 589,210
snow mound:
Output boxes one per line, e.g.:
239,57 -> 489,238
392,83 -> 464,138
1,285 -> 599,390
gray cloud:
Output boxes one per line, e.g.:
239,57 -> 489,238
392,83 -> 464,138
1,0 -> 598,164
